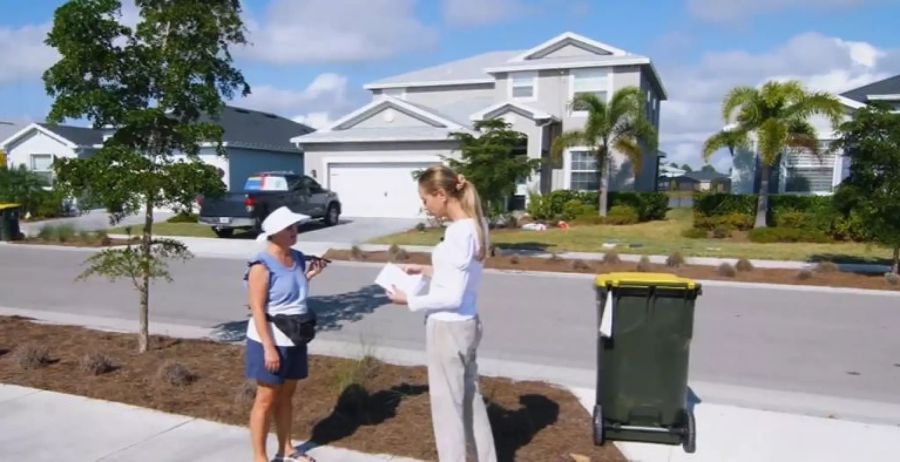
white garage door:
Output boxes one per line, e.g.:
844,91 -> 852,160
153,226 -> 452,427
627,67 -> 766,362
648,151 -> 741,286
328,162 -> 432,218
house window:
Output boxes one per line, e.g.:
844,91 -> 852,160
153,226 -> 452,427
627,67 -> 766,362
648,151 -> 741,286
510,72 -> 537,100
571,68 -> 609,115
569,150 -> 598,191
30,154 -> 54,186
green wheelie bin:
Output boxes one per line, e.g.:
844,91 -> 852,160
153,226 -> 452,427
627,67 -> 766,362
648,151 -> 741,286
0,203 -> 22,241
592,272 -> 701,453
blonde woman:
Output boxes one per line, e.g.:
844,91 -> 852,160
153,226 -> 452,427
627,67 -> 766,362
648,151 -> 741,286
387,166 -> 497,462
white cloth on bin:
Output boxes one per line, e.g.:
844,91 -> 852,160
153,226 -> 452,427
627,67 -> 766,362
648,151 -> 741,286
599,292 -> 614,337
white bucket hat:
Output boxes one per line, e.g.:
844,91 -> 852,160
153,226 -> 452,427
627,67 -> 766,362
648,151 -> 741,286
255,206 -> 310,243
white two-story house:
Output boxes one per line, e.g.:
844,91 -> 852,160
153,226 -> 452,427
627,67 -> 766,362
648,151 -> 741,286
291,32 -> 667,218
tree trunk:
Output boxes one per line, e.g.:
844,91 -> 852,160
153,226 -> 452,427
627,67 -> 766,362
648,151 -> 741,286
137,198 -> 154,353
598,155 -> 609,217
754,164 -> 770,229
893,246 -> 899,275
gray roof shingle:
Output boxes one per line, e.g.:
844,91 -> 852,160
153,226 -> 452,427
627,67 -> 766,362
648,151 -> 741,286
38,123 -> 105,147
841,74 -> 900,103
199,105 -> 313,152
367,50 -> 522,87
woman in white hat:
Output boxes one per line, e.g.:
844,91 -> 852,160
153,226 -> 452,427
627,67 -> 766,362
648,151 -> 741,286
245,206 -> 326,462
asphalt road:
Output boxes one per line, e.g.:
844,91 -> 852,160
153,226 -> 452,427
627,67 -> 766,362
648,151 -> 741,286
2,245 -> 899,406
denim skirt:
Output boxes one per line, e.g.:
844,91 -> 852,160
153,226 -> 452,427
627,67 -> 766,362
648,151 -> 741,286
245,338 -> 308,385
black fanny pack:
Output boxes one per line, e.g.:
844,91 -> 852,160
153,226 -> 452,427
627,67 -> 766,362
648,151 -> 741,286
266,311 -> 317,345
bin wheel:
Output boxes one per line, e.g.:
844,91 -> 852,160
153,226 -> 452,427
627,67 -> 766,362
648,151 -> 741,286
593,405 -> 605,446
682,409 -> 696,453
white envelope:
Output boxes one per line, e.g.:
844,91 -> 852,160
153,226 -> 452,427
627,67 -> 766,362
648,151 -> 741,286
375,263 -> 428,296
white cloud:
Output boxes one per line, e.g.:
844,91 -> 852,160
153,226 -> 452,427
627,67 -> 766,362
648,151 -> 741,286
238,73 -> 364,129
443,0 -> 528,26
658,32 -> 896,170
0,24 -> 58,85
688,0 -> 868,22
240,0 -> 436,64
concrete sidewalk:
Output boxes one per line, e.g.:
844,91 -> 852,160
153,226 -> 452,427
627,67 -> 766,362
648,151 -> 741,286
0,384 -> 421,462
568,387 -> 900,462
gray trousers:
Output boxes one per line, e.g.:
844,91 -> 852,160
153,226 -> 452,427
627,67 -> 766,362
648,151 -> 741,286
426,316 -> 497,462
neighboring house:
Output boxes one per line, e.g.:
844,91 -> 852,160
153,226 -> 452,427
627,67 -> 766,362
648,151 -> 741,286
0,106 -> 313,191
674,170 -> 731,192
731,74 -> 900,196
291,32 -> 667,218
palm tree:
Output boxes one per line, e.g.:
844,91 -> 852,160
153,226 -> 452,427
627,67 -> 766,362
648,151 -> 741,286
551,87 -> 657,216
704,80 -> 843,228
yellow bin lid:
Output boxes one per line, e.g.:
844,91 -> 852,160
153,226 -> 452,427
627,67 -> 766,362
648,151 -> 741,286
0,203 -> 21,211
595,272 -> 698,290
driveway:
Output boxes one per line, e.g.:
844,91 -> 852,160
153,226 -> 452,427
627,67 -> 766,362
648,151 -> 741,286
297,217 -> 419,244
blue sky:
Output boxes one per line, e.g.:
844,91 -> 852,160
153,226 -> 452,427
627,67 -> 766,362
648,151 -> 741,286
2,0 -> 899,170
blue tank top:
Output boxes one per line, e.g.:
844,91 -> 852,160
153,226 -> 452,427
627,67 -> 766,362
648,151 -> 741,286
244,249 -> 308,316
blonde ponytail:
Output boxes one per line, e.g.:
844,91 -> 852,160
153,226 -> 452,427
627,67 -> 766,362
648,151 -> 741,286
458,180 -> 489,262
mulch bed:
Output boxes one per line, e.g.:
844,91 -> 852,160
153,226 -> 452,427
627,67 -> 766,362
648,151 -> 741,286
12,237 -> 137,248
324,249 -> 900,292
0,316 -> 624,462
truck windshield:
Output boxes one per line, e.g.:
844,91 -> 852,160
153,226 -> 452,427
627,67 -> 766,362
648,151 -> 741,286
244,175 -> 289,191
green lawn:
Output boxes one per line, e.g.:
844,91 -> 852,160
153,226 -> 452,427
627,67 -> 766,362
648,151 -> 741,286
372,208 -> 891,263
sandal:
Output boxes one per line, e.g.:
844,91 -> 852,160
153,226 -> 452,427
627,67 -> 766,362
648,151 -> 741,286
273,452 -> 316,462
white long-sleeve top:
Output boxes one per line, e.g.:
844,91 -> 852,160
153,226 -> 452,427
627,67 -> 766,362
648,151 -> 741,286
408,218 -> 485,321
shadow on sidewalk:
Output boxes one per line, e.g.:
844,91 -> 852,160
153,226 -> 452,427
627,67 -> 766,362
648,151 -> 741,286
488,394 -> 560,462
209,284 -> 392,342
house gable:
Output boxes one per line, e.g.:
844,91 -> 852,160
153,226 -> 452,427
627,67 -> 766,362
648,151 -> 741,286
471,101 -> 555,122
326,97 -> 464,132
511,32 -> 626,62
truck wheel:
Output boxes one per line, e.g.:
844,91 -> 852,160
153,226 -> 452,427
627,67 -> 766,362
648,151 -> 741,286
325,204 -> 340,226
213,228 -> 234,238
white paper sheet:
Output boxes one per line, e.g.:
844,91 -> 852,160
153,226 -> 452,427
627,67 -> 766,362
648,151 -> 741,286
375,263 -> 427,296
599,293 -> 614,338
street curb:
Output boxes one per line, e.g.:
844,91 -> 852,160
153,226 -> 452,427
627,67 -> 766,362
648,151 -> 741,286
3,306 -> 900,426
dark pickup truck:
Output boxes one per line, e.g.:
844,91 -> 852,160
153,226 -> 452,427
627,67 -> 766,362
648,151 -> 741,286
198,171 -> 341,238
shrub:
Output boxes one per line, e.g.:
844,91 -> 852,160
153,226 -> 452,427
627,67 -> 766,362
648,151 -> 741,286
414,222 -> 426,232
748,227 -> 831,244
37,225 -> 56,241
666,251 -> 685,268
735,258 -> 754,272
79,352 -> 118,376
885,272 -> 900,286
14,343 -> 52,370
693,193 -> 756,218
797,269 -> 814,280
388,244 -> 409,262
636,256 -> 653,272
33,189 -> 68,219
55,224 -> 77,243
712,225 -> 731,239
775,210 -> 815,229
158,361 -> 197,387
525,190 -> 667,222
562,199 -> 594,221
571,259 -> 591,271
602,249 -> 621,265
571,214 -> 605,226
167,212 -> 198,223
681,228 -> 707,239
717,263 -> 737,277
350,245 -> 365,261
694,212 -> 753,231
509,255 -> 520,265
605,205 -> 639,225
814,261 -> 840,273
